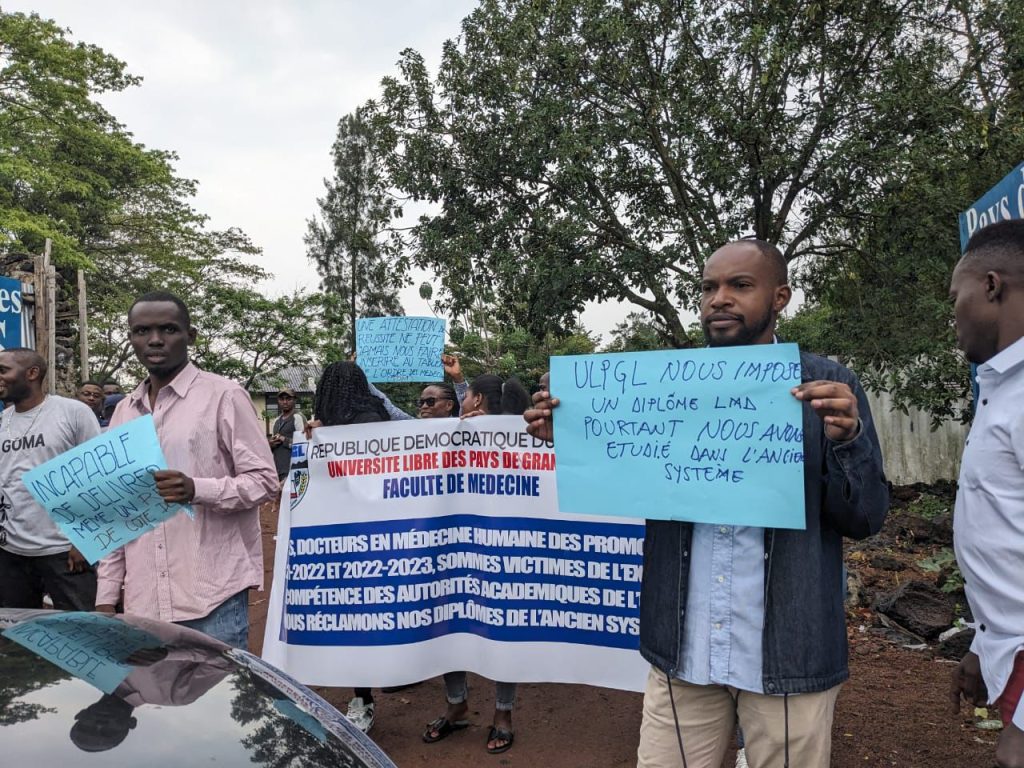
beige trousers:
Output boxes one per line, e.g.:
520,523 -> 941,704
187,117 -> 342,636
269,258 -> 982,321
637,666 -> 841,768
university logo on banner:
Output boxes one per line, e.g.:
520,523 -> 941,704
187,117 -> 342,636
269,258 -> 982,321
289,440 -> 309,510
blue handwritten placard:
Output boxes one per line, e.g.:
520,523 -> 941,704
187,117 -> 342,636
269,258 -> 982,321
356,316 -> 445,382
21,415 -> 191,563
3,613 -> 162,694
551,344 -> 806,529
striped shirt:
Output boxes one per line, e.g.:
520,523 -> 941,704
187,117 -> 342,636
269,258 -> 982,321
96,363 -> 278,622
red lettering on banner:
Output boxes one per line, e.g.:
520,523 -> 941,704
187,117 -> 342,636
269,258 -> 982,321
402,452 -> 439,471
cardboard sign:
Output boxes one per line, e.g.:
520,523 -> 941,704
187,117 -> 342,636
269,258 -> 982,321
550,344 -> 806,529
22,415 -> 191,563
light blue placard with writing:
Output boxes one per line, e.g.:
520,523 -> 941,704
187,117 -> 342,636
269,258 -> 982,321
356,316 -> 445,382
2,613 -> 162,694
21,414 -> 191,563
551,344 -> 806,529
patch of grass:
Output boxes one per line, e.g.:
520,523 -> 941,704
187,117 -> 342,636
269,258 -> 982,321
917,547 -> 965,593
908,493 -> 951,520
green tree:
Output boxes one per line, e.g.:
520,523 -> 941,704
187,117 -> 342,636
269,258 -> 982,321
0,11 -> 210,270
368,0 -> 969,349
603,312 -> 671,353
1,10 -> 295,390
305,110 -> 407,353
364,0 -> 1024,419
794,0 -> 1024,422
87,228 -> 263,384
420,280 -> 597,389
192,288 -> 327,391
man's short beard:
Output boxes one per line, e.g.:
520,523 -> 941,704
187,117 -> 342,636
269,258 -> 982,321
2,380 -> 31,404
703,308 -> 775,348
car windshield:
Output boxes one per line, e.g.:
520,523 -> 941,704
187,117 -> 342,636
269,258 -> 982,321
0,611 -> 392,767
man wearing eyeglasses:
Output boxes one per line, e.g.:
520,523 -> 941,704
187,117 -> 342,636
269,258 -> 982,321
269,389 -> 306,482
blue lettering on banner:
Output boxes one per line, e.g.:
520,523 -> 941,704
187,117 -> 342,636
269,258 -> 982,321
282,514 -> 643,649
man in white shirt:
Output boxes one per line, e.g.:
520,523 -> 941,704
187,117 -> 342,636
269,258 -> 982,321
949,219 -> 1024,768
0,348 -> 102,609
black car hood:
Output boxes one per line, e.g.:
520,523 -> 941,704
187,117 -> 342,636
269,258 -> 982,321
0,609 -> 395,767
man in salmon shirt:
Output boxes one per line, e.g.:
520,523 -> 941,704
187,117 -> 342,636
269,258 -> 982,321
96,291 -> 278,649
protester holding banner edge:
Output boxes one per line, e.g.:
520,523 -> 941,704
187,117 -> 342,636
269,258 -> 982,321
0,348 -> 101,610
306,360 -> 391,733
95,291 -> 278,650
421,372 -> 530,754
526,239 -> 889,768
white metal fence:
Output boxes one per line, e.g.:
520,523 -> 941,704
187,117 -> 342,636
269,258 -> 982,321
865,388 -> 968,485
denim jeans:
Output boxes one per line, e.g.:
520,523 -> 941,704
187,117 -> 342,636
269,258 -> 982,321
176,589 -> 249,649
443,672 -> 516,711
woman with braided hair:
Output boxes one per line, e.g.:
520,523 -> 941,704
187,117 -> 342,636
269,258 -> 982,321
305,360 -> 390,733
423,372 -> 529,755
312,361 -> 390,427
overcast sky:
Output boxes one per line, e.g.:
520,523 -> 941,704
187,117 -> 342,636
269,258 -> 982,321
9,0 -> 634,341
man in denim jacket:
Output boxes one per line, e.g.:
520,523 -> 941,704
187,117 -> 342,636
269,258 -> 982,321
526,239 -> 888,768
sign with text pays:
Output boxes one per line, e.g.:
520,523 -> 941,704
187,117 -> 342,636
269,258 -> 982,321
551,344 -> 806,529
21,415 -> 192,563
958,162 -> 1024,250
356,316 -> 445,382
262,416 -> 648,692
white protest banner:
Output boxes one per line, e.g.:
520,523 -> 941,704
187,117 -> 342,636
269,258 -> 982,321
262,416 -> 648,692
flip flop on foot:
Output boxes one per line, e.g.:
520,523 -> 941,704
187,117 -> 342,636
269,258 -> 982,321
486,726 -> 515,754
423,715 -> 469,743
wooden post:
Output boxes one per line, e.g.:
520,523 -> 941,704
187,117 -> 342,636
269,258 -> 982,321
44,241 -> 56,394
77,270 -> 89,382
33,246 -> 49,373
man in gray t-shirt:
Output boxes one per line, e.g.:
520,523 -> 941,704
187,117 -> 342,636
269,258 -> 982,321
0,348 -> 101,609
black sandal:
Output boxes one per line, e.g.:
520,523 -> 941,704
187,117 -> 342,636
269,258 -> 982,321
422,715 -> 469,743
486,726 -> 515,754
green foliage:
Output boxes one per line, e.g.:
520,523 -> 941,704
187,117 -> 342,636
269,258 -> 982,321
775,305 -> 834,356
604,312 -> 671,353
0,10 -> 312,388
907,493 -> 952,521
192,289 -> 327,390
795,0 -> 1024,423
305,110 -> 407,353
453,325 -> 598,391
917,547 -> 965,594
0,11 -> 209,270
87,228 -> 265,384
447,302 -> 598,390
362,0 -> 1024,420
